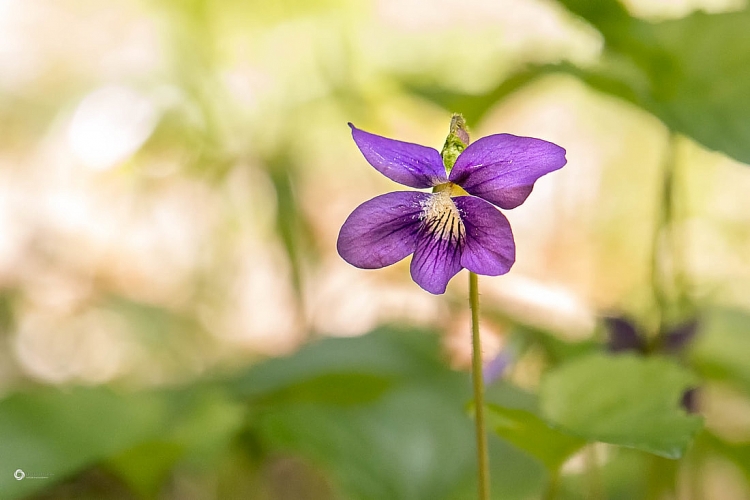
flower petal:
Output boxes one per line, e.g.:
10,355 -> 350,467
604,317 -> 646,353
449,134 -> 566,209
410,195 -> 464,294
337,191 -> 428,269
663,319 -> 699,354
350,123 -> 448,188
454,196 -> 515,275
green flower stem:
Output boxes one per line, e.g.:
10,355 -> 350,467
469,271 -> 490,500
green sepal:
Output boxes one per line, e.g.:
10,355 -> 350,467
440,113 -> 469,173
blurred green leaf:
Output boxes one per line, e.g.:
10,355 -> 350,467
484,380 -> 538,413
402,66 -> 564,126
410,2 -> 750,165
256,388 -> 545,500
486,404 -> 586,472
251,372 -> 394,406
539,353 -> 703,458
557,0 -> 750,165
230,327 -> 447,401
244,328 -> 547,500
167,389 -> 246,463
0,385 -> 245,500
258,389 -> 475,500
0,388 -> 169,499
107,441 -> 184,499
107,389 -> 244,497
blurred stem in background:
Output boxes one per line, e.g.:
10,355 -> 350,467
650,133 -> 689,351
267,153 -> 316,299
542,469 -> 559,500
646,455 -> 680,500
584,445 -> 604,500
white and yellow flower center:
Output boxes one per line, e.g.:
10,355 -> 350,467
419,189 -> 465,241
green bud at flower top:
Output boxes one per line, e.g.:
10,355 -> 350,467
440,113 -> 470,173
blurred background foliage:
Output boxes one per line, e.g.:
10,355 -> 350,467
2,0 -> 750,498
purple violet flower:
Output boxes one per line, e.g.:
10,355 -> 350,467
337,122 -> 567,294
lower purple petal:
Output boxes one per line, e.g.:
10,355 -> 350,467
410,203 -> 464,294
454,196 -> 515,276
337,191 -> 427,269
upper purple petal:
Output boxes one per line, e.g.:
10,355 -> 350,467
409,195 -> 464,294
349,123 -> 448,189
337,191 -> 428,269
454,196 -> 515,276
448,134 -> 566,209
